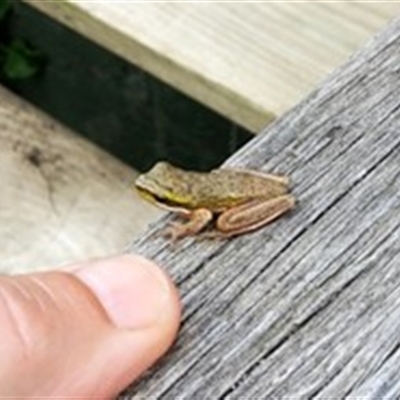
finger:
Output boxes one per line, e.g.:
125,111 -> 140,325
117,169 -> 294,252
0,254 -> 181,398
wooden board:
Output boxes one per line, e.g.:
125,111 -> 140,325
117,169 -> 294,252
124,15 -> 400,398
25,1 -> 400,131
0,86 -> 162,274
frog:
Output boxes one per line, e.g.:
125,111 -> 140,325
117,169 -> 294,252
135,161 -> 295,240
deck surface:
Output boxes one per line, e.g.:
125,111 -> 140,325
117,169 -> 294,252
125,15 -> 400,399
25,1 -> 400,131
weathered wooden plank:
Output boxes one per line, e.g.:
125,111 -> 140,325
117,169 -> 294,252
124,16 -> 400,399
24,1 -> 400,131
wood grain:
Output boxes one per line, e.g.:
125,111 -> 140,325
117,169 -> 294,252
0,86 -> 162,274
124,15 -> 400,399
24,1 -> 400,132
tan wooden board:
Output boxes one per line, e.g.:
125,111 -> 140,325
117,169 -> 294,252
25,1 -> 400,131
0,86 -> 162,274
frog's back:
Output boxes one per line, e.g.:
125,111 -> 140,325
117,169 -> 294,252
188,168 -> 289,211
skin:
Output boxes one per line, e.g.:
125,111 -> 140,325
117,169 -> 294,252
0,255 -> 181,398
135,161 -> 296,240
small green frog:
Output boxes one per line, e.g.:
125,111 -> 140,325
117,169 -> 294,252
135,161 -> 295,240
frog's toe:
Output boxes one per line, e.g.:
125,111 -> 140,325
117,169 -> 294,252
161,223 -> 187,241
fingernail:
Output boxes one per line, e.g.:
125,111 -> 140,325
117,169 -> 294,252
73,254 -> 173,329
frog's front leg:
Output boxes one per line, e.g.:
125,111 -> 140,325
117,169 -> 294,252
163,208 -> 213,240
215,195 -> 295,238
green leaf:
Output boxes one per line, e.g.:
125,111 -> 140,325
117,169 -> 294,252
2,39 -> 44,80
0,0 -> 11,20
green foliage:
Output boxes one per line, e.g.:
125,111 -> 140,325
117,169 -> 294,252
0,0 -> 12,20
1,38 -> 44,79
0,0 -> 45,81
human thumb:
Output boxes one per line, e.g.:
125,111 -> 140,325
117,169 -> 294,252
0,254 -> 181,398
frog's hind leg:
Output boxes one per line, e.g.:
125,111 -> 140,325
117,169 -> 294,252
214,194 -> 295,238
162,208 -> 213,241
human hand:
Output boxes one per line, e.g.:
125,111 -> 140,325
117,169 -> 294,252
0,254 -> 181,398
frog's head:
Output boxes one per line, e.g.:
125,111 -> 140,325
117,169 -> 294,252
135,161 -> 192,208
